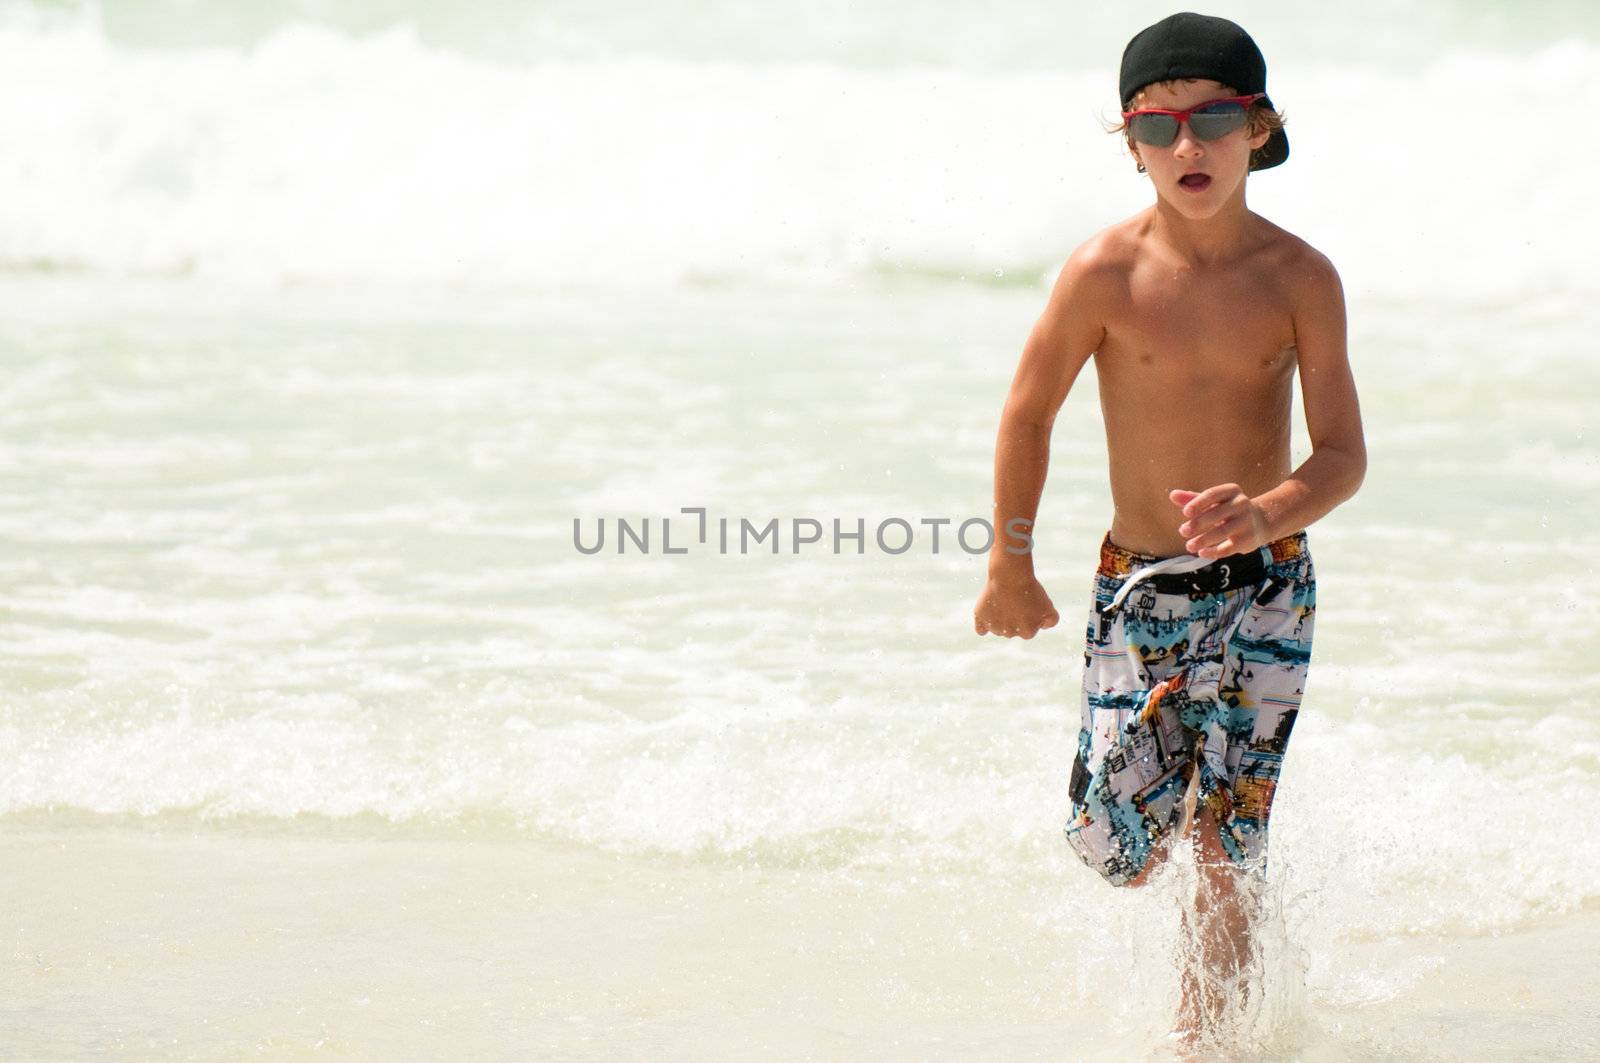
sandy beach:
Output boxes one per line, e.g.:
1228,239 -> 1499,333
4,816 -> 1597,1061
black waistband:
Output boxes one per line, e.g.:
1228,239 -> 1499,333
1140,549 -> 1268,597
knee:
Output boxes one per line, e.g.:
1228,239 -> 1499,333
1188,807 -> 1271,895
1118,832 -> 1182,887
1096,845 -> 1170,889
1121,849 -> 1167,888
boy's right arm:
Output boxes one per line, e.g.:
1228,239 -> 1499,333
973,243 -> 1110,639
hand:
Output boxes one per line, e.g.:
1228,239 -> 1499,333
974,569 -> 1060,640
1169,484 -> 1270,559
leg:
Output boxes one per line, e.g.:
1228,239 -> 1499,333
1167,555 -> 1316,1044
1172,804 -> 1262,1044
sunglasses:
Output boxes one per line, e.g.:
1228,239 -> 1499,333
1120,93 -> 1265,148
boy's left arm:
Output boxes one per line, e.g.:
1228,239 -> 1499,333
1174,249 -> 1368,558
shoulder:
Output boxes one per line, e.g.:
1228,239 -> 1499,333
1255,228 -> 1349,351
1019,225 -> 1136,364
1047,223 -> 1136,304
1255,222 -> 1343,301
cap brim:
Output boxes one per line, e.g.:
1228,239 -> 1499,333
1249,93 -> 1289,171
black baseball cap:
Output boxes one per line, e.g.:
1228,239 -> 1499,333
1119,12 -> 1289,172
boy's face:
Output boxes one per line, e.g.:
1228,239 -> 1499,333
1127,78 -> 1273,217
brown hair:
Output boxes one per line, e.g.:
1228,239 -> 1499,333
1101,78 -> 1287,174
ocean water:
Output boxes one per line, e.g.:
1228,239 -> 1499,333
1,1 -> 1598,1058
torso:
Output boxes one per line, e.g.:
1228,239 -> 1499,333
1091,211 -> 1303,558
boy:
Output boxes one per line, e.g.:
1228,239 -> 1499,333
971,11 -> 1366,1044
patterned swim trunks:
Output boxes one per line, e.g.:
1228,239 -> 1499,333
1063,529 -> 1316,887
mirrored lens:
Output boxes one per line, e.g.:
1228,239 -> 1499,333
1128,113 -> 1178,147
1189,102 -> 1248,141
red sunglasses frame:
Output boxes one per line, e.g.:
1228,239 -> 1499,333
1120,92 -> 1265,129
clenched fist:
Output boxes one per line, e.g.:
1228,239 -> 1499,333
974,569 -> 1060,640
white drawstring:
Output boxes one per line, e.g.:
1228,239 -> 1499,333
1100,551 -> 1218,614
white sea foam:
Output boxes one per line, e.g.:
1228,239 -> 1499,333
0,15 -> 1594,299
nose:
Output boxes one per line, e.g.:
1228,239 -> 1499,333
1172,119 -> 1205,156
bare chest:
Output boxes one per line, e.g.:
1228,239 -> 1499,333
1100,267 -> 1298,389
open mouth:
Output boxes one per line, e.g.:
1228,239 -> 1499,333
1178,173 -> 1212,192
